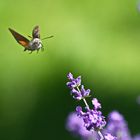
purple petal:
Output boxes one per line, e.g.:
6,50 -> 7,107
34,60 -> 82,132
105,133 -> 116,140
71,89 -> 82,100
92,98 -> 101,110
75,76 -> 81,86
67,72 -> 74,80
81,85 -> 91,97
76,106 -> 82,113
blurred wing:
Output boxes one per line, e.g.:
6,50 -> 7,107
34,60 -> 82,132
32,25 -> 40,38
9,28 -> 30,48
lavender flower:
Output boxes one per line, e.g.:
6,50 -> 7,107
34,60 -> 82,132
66,112 -> 98,140
66,73 -> 81,89
67,73 -> 91,100
70,85 -> 91,100
66,73 -> 140,140
76,102 -> 106,131
105,111 -> 131,140
66,72 -> 108,140
66,111 -> 116,140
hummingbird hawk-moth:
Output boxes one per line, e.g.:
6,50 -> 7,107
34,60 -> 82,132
9,26 -> 53,53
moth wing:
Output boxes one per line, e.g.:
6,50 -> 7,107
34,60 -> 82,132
32,25 -> 40,38
9,28 -> 30,48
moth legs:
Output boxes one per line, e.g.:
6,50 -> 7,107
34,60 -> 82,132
29,51 -> 33,54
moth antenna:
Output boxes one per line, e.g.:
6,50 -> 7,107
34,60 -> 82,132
37,50 -> 39,53
29,51 -> 33,54
41,35 -> 54,40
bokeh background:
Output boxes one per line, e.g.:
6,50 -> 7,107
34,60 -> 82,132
0,0 -> 140,140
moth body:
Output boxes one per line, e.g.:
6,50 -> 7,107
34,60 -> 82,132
28,38 -> 42,51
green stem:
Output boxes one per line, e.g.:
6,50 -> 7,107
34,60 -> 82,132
76,86 -> 89,109
97,130 -> 104,140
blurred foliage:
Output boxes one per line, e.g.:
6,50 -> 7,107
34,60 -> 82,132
0,0 -> 140,140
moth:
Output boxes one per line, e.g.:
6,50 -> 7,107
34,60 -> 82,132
9,26 -> 53,53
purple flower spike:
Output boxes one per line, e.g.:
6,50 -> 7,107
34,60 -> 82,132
105,133 -> 116,140
76,106 -> 106,131
108,111 -> 124,121
66,73 -> 81,89
67,73 -> 91,100
66,72 -> 110,140
71,89 -> 82,100
70,85 -> 91,100
66,112 -> 98,140
92,98 -> 101,110
105,111 -> 131,140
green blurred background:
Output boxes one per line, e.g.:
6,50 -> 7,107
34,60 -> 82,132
0,0 -> 140,139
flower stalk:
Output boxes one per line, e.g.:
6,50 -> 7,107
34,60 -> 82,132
66,72 -> 115,140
